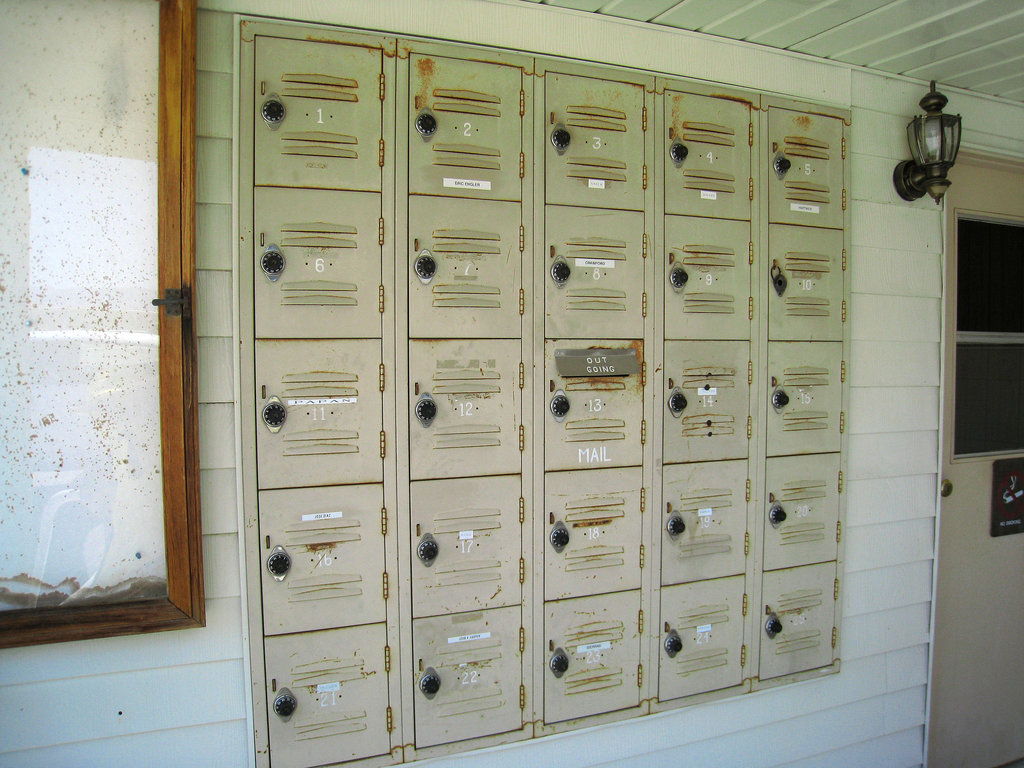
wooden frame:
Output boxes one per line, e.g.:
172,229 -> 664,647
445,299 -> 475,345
0,0 -> 203,648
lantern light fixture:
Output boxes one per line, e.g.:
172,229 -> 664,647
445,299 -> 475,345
893,80 -> 962,204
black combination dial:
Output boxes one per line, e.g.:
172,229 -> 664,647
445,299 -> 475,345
774,155 -> 792,176
668,390 -> 688,416
417,535 -> 439,566
262,400 -> 287,430
273,690 -> 297,719
261,97 -> 285,127
664,630 -> 683,658
419,669 -> 441,697
549,522 -> 570,552
771,389 -> 790,410
669,265 -> 689,289
550,393 -> 570,419
666,514 -> 686,537
261,247 -> 285,281
769,503 -> 787,526
549,649 -> 570,677
414,252 -> 437,282
765,614 -> 783,639
669,141 -> 689,164
550,126 -> 571,152
550,259 -> 571,285
415,111 -> 438,137
415,395 -> 437,427
266,548 -> 291,579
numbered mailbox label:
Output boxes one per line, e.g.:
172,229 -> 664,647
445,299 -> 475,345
545,340 -> 645,472
545,467 -> 642,600
767,107 -> 845,230
254,187 -> 383,340
259,483 -> 386,635
664,89 -> 752,222
766,341 -> 843,457
763,453 -> 840,571
412,606 -> 523,748
759,561 -> 837,681
408,196 -> 522,339
662,459 -> 748,586
408,53 -> 524,201
544,591 -> 640,724
411,475 -> 523,617
768,224 -> 844,342
264,624 -> 391,768
255,339 -> 383,490
255,36 -> 383,192
659,575 -> 745,702
545,71 -> 646,211
663,340 -> 751,464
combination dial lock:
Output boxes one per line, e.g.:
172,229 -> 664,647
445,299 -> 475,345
273,689 -> 297,720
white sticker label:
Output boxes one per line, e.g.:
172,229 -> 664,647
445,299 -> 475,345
316,682 -> 341,693
698,387 -> 718,396
444,177 -> 492,191
302,511 -> 343,522
458,530 -> 474,540
576,641 -> 612,653
287,397 -> 355,406
574,258 -> 616,269
696,624 -> 712,634
588,178 -> 606,189
448,632 -> 491,644
698,507 -> 714,518
700,190 -> 718,200
790,203 -> 820,214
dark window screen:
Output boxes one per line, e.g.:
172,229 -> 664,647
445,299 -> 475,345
954,218 -> 1024,455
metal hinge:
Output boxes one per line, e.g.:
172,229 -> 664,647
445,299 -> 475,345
748,296 -> 754,321
841,360 -> 847,382
842,300 -> 847,323
747,416 -> 752,440
386,706 -> 394,733
832,626 -> 838,649
637,663 -> 643,688
379,363 -> 385,392
378,138 -> 384,168
740,644 -> 747,667
640,486 -> 646,514
643,164 -> 648,190
382,571 -> 389,600
519,224 -> 525,252
842,188 -> 847,211
519,626 -> 526,654
519,684 -> 526,710
748,360 -> 753,385
838,470 -> 844,494
642,105 -> 648,131
519,151 -> 525,179
519,288 -> 525,316
519,557 -> 525,584
840,411 -> 846,434
642,291 -> 648,318
378,73 -> 385,101
641,361 -> 647,387
519,497 -> 525,525
151,287 -> 191,318
744,531 -> 750,556
379,430 -> 386,458
519,361 -> 525,389
746,478 -> 751,503
638,609 -> 644,634
519,89 -> 525,117
834,578 -> 840,601
378,284 -> 385,313
742,593 -> 748,617
639,543 -> 645,569
381,506 -> 388,537
641,419 -> 647,445
642,232 -> 649,259
836,520 -> 842,543
748,241 -> 754,265
841,135 -> 847,159
384,644 -> 391,673
378,217 -> 385,246
749,177 -> 754,201
842,248 -> 847,271
748,121 -> 753,146
519,424 -> 525,452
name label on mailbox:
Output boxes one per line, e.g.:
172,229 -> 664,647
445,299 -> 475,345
555,348 -> 640,377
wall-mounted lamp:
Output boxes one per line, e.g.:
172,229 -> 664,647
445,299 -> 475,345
893,80 -> 962,204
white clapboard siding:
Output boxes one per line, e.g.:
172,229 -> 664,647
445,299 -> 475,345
782,726 -> 925,768
846,474 -> 939,525
849,388 -> 940,433
850,247 -> 942,298
848,431 -> 940,479
844,518 -> 936,571
843,603 -> 932,659
851,295 -> 941,342
844,560 -> 934,615
850,340 -> 940,387
197,203 -> 233,271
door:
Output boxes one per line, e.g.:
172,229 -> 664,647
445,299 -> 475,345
930,155 -> 1024,768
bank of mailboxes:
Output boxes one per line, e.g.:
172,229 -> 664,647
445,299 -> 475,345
243,27 -> 847,767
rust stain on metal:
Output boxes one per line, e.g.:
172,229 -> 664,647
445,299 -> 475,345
795,114 -> 813,130
709,93 -> 755,107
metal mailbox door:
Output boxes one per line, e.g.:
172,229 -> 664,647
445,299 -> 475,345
410,475 -> 522,617
412,606 -> 523,748
544,467 -> 642,600
543,590 -> 641,724
544,340 -> 644,472
408,339 -> 521,480
408,53 -> 523,201
408,196 -> 522,339
759,561 -> 837,681
765,341 -> 843,457
255,339 -> 383,490
254,36 -> 383,192
661,459 -> 748,585
763,453 -> 840,571
658,574 -> 745,702
254,187 -> 382,340
767,224 -> 844,342
767,108 -> 844,230
264,623 -> 390,768
663,340 -> 751,463
544,205 -> 645,339
664,215 -> 752,341
664,90 -> 752,222
544,72 -> 645,211
259,483 -> 385,635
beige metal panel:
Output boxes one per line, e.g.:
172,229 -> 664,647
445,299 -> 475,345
759,561 -> 837,681
544,72 -> 646,211
410,475 -> 522,617
544,467 -> 642,600
544,205 -> 645,339
543,590 -> 641,723
767,224 -> 844,342
254,36 -> 383,191
658,575 -> 745,702
661,459 -> 747,585
763,453 -> 840,571
255,339 -> 383,489
664,90 -> 752,221
412,606 -> 523,748
253,188 -> 382,339
408,53 -> 523,201
664,215 -> 752,341
407,196 -> 522,339
264,624 -> 391,768
663,340 -> 751,463
259,483 -> 385,635
544,339 -> 644,471
408,339 -> 521,480
765,341 -> 843,457
767,107 -> 844,229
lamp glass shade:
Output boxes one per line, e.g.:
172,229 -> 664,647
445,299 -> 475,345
907,112 -> 961,167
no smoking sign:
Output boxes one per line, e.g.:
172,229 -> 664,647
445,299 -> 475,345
991,458 -> 1024,537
